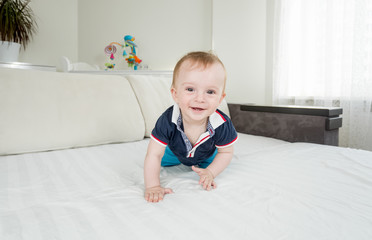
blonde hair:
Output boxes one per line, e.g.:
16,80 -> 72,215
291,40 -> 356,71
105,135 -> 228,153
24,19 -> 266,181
172,51 -> 227,91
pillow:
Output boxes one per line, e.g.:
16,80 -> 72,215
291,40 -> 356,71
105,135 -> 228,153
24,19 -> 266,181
0,68 -> 145,155
126,74 -> 230,137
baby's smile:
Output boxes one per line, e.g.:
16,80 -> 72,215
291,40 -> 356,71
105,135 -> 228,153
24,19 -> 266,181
191,107 -> 205,111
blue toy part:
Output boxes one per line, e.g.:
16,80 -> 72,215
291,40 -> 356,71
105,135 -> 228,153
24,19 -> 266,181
124,35 -> 134,41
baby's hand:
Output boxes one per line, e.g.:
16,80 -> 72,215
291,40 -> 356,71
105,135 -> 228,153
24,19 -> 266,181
192,166 -> 217,191
145,186 -> 173,203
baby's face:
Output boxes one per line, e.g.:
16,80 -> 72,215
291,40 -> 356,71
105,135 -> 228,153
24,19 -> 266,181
171,60 -> 226,124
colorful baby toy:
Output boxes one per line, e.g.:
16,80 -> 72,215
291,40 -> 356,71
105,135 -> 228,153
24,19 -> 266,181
104,35 -> 142,70
105,63 -> 115,69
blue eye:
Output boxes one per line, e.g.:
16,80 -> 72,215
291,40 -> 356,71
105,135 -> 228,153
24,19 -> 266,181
186,88 -> 194,92
207,90 -> 216,94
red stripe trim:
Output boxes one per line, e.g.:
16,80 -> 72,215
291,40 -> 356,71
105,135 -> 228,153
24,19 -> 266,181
215,110 -> 226,121
216,136 -> 238,148
150,134 -> 168,146
194,135 -> 210,148
187,135 -> 210,158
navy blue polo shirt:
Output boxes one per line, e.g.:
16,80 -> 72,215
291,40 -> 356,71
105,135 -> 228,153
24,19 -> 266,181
151,104 -> 238,166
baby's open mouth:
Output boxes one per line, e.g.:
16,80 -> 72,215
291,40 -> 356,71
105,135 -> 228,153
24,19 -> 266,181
191,107 -> 204,111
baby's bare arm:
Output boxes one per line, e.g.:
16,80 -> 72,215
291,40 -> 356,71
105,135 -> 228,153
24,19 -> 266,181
144,139 -> 173,202
207,145 -> 234,177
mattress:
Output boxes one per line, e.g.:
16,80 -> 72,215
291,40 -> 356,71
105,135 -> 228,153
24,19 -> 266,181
1,133 -> 372,239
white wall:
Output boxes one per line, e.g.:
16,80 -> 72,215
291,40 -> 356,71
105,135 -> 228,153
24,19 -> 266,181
16,0 -> 271,105
213,0 -> 267,104
78,0 -> 212,71
19,0 -> 78,65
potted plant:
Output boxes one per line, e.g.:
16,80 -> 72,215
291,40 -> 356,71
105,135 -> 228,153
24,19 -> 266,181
0,0 -> 37,62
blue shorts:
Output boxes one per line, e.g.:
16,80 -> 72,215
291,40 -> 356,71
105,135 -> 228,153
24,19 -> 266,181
161,146 -> 217,169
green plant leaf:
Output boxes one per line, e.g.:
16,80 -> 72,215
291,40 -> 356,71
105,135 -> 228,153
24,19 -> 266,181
0,0 -> 37,50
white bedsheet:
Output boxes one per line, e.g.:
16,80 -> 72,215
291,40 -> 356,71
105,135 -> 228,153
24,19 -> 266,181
1,133 -> 372,239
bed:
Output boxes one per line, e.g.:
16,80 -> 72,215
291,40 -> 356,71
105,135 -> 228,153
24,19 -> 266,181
1,68 -> 372,239
1,134 -> 372,239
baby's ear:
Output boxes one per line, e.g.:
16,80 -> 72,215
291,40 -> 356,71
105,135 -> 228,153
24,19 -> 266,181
171,87 -> 178,102
219,92 -> 226,104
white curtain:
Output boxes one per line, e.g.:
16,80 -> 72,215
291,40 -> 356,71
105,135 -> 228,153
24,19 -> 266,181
273,0 -> 372,151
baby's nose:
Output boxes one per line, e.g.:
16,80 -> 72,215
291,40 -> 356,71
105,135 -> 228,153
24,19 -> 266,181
195,92 -> 205,102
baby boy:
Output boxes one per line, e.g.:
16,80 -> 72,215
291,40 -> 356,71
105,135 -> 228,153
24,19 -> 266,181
144,51 -> 238,202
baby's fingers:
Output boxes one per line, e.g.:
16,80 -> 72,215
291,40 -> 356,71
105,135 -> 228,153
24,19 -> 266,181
164,188 -> 174,194
145,190 -> 160,202
145,187 -> 173,203
145,192 -> 153,202
200,177 -> 212,191
151,192 -> 162,202
199,177 -> 217,191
